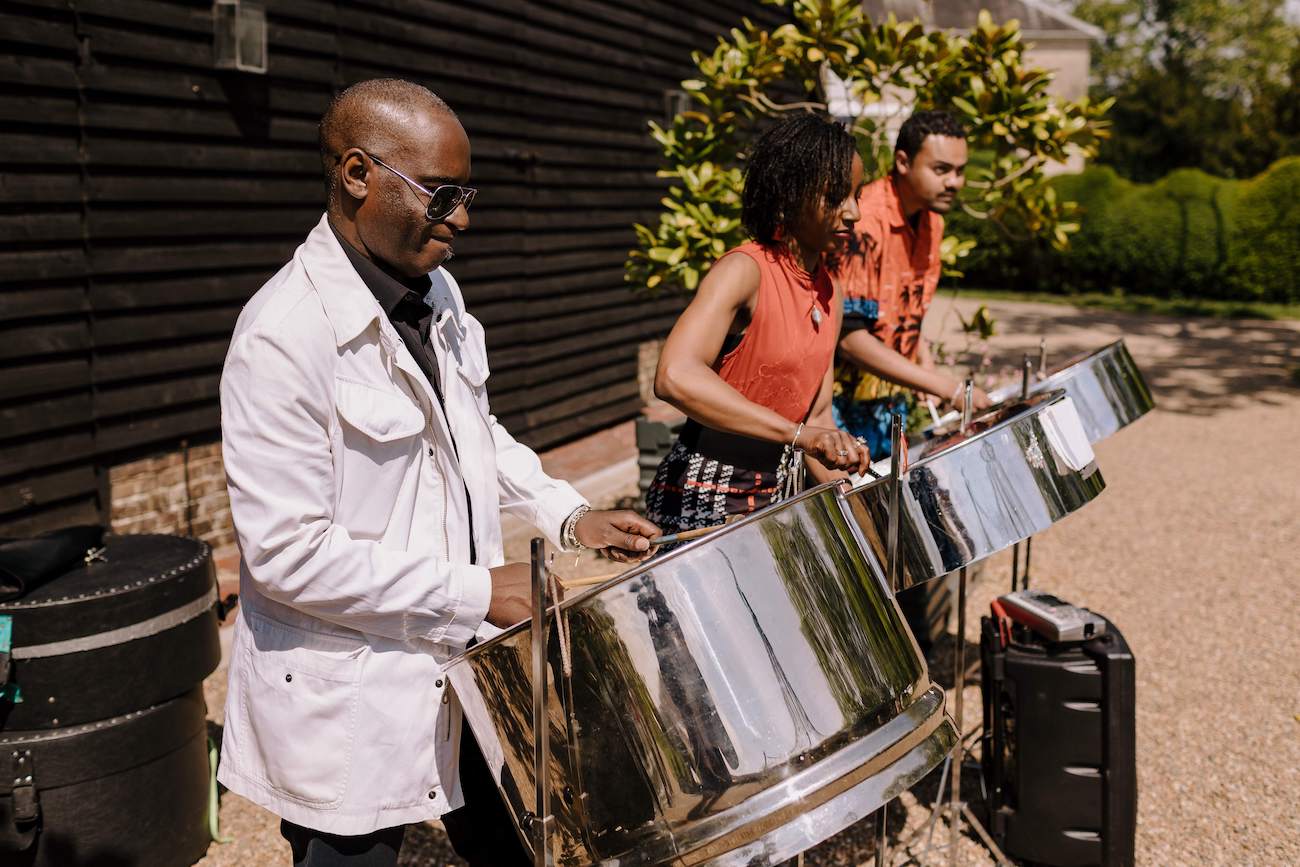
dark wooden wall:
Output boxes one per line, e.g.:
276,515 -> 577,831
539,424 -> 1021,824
0,0 -> 782,535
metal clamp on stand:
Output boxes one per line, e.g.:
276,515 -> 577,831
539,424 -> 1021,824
528,537 -> 554,867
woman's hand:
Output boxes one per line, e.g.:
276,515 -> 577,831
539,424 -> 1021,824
942,380 -> 992,413
575,510 -> 661,562
797,425 -> 872,474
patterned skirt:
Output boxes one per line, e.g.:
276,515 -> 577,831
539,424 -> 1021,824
644,421 -> 791,534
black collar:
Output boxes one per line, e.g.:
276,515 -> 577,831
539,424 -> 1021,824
329,220 -> 432,320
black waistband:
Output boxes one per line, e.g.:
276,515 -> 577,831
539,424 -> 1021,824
679,420 -> 787,471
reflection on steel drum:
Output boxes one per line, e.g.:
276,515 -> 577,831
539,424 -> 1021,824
930,338 -> 1155,443
845,390 -> 1106,589
446,484 -> 957,866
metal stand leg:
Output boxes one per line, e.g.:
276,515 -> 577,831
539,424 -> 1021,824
948,566 -> 967,865
875,802 -> 888,867
898,560 -> 1012,867
1022,537 -> 1032,590
873,414 -> 907,867
530,538 -> 554,867
1010,542 -> 1020,593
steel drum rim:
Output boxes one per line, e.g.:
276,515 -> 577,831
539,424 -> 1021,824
938,337 -> 1151,431
986,337 -> 1132,403
698,709 -> 957,866
856,387 -> 1074,492
674,687 -> 953,866
444,481 -> 850,668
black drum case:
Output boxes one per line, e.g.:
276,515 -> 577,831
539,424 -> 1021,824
0,534 -> 221,866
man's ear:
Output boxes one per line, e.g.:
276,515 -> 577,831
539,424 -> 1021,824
894,148 -> 911,177
338,148 -> 371,201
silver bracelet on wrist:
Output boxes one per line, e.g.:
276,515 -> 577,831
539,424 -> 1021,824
562,505 -> 591,551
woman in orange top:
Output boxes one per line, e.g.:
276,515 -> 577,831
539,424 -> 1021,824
646,114 -> 870,534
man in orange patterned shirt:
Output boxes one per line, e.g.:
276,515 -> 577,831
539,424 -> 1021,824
830,111 -> 990,456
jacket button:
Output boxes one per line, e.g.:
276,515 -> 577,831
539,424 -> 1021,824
428,789 -> 437,799
434,678 -> 443,688
427,446 -> 434,457
285,674 -> 292,683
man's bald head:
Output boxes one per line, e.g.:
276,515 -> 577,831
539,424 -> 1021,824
321,78 -> 472,278
319,78 -> 457,206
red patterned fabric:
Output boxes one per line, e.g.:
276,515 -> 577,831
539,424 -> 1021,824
713,242 -> 838,422
830,175 -> 943,362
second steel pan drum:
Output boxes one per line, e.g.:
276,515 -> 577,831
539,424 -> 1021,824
845,389 -> 1105,590
931,338 -> 1155,443
1004,338 -> 1154,442
445,483 -> 957,866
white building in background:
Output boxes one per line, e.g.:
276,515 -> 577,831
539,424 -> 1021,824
829,0 -> 1102,174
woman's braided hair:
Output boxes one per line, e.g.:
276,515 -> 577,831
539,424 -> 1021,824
741,113 -> 857,245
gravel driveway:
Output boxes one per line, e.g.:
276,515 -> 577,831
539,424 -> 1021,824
198,296 -> 1300,867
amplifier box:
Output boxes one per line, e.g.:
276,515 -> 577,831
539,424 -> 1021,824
980,611 -> 1136,866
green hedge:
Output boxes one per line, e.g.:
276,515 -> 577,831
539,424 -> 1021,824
954,157 -> 1300,303
1231,157 -> 1300,303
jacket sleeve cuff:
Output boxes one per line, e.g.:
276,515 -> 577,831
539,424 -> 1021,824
438,564 -> 493,647
539,484 -> 589,551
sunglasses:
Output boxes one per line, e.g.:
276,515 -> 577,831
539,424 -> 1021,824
365,152 -> 477,222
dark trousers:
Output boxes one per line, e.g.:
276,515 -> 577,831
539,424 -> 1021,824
441,724 -> 533,866
280,820 -> 405,867
279,727 -> 528,866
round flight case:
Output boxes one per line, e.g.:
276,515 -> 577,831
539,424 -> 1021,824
0,533 -> 221,866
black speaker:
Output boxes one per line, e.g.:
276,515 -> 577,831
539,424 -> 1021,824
980,612 -> 1136,867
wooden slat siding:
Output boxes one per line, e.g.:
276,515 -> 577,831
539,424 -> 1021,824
0,2 -> 98,532
462,0 -> 782,445
0,0 -> 782,534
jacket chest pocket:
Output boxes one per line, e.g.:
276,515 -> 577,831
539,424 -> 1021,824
240,613 -> 365,807
334,377 -> 428,531
443,313 -> 492,420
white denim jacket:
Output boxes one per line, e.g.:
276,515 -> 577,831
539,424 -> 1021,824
216,215 -> 585,834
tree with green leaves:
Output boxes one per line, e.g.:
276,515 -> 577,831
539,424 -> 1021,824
625,0 -> 1111,294
1072,0 -> 1300,180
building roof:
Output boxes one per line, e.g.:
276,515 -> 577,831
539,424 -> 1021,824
861,0 -> 1104,40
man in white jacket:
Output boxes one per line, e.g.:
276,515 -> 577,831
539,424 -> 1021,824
217,78 -> 659,866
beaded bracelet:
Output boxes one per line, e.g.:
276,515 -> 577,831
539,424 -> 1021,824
562,504 -> 591,552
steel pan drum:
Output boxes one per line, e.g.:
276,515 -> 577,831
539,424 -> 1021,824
445,484 -> 957,866
931,339 -> 1154,443
845,390 -> 1105,590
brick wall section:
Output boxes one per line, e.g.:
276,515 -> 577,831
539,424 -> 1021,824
637,339 -> 665,408
109,442 -> 234,553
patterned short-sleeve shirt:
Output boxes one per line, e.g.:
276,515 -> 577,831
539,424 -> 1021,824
829,174 -> 944,403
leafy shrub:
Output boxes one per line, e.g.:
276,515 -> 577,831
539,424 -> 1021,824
1229,156 -> 1300,302
958,158 -> 1297,303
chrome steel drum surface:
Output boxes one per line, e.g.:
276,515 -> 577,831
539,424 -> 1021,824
845,390 -> 1105,589
932,338 -> 1155,443
445,484 -> 957,866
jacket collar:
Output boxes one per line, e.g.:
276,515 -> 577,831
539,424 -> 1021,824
300,214 -> 388,348
884,174 -> 913,231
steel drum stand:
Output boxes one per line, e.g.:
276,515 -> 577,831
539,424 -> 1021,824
1009,355 -> 1035,594
528,537 -> 554,867
883,385 -> 1012,867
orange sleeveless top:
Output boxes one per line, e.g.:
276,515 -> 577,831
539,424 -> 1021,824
713,242 -> 837,423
